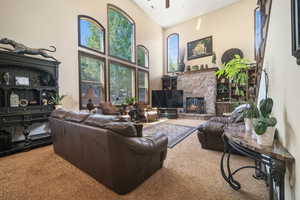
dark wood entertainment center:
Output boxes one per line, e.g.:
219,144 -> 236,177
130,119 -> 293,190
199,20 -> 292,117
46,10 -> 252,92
0,51 -> 59,157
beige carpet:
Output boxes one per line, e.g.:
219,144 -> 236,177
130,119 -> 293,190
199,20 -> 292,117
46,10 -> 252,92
0,119 -> 268,200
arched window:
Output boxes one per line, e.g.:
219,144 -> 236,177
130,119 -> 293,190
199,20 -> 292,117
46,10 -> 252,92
108,5 -> 135,63
167,33 -> 179,73
78,15 -> 105,54
137,45 -> 149,68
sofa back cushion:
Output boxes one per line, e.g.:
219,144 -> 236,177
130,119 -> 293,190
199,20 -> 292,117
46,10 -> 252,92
104,122 -> 137,137
64,111 -> 90,123
51,108 -> 69,119
84,114 -> 122,128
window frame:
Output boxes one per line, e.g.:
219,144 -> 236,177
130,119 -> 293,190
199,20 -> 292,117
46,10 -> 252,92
78,15 -> 106,55
137,69 -> 150,104
137,45 -> 150,68
108,59 -> 137,105
167,33 -> 180,73
78,50 -> 107,110
107,4 -> 136,64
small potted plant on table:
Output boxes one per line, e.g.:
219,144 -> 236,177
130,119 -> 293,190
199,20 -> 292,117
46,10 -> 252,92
49,94 -> 66,109
253,98 -> 277,146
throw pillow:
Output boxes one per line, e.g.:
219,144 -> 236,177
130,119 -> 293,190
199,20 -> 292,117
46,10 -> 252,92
104,122 -> 137,137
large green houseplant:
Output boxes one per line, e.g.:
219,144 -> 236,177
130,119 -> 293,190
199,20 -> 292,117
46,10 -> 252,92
216,55 -> 251,97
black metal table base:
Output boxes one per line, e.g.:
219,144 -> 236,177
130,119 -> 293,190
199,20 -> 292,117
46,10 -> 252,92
220,135 -> 286,200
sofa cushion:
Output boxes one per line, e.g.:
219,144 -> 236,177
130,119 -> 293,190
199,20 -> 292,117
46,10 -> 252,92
84,114 -> 124,128
99,102 -> 119,115
64,111 -> 90,123
51,108 -> 69,119
104,122 -> 137,137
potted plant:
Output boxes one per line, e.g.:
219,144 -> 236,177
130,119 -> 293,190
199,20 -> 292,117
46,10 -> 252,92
49,93 -> 66,109
253,98 -> 277,146
125,96 -> 137,106
216,55 -> 251,97
243,101 -> 260,138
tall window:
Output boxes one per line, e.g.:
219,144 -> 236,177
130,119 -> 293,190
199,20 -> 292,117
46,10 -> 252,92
108,5 -> 135,63
138,70 -> 149,103
109,61 -> 135,105
79,52 -> 105,109
137,45 -> 149,68
167,33 -> 179,73
78,15 -> 105,54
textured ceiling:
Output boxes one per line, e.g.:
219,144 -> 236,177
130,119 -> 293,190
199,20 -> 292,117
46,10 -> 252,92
132,0 -> 241,27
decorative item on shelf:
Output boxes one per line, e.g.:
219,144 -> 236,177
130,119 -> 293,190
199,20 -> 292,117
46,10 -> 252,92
205,64 -> 208,69
87,99 -> 95,113
212,52 -> 217,65
253,98 -> 277,146
0,38 -> 58,61
15,76 -> 29,86
187,36 -> 213,60
200,64 -> 204,70
186,65 -> 191,71
19,99 -> 29,107
221,48 -> 244,65
49,93 -> 66,109
42,99 -> 48,105
2,72 -> 9,85
178,48 -> 186,72
29,100 -> 38,105
10,91 -> 19,107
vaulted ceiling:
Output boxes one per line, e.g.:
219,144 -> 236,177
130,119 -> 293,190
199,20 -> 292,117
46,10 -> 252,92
132,0 -> 241,28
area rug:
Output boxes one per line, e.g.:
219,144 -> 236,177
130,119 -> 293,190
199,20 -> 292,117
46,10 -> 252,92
143,122 -> 197,148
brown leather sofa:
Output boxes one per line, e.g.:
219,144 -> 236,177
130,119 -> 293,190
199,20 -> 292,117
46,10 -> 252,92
197,105 -> 247,152
49,109 -> 168,194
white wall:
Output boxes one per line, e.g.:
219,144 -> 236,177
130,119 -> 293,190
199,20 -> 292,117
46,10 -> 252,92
163,0 -> 256,74
258,1 -> 300,199
0,0 -> 164,109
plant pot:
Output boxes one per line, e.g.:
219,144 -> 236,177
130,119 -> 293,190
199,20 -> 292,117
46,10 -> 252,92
256,127 -> 276,146
54,105 -> 63,110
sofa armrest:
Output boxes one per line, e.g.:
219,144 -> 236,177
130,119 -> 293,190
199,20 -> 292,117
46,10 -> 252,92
198,121 -> 225,133
123,133 -> 168,155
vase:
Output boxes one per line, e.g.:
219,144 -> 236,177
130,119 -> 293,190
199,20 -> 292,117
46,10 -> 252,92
256,127 -> 276,146
244,118 -> 253,138
55,105 -> 63,110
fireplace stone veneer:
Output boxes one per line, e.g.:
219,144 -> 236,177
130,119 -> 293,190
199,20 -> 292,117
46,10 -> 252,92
177,70 -> 217,114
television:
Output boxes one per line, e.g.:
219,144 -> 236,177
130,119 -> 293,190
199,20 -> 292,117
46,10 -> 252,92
152,90 -> 183,108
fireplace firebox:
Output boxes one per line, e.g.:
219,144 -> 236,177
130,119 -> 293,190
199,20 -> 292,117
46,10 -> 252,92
186,97 -> 205,114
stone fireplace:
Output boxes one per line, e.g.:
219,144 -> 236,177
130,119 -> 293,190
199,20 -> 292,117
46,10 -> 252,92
186,97 -> 205,114
177,69 -> 217,114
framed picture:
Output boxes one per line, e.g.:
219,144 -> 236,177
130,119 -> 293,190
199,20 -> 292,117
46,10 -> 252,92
291,0 -> 300,65
187,36 -> 213,60
15,76 -> 29,86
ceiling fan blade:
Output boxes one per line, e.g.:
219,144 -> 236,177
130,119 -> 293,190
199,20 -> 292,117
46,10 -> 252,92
166,0 -> 170,8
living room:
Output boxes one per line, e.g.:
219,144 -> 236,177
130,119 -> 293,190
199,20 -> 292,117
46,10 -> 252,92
0,0 -> 299,200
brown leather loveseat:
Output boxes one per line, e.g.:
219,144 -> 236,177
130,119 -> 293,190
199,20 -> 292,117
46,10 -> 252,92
49,109 -> 168,194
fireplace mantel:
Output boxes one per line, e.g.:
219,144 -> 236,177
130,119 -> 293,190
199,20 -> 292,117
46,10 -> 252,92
177,67 -> 218,76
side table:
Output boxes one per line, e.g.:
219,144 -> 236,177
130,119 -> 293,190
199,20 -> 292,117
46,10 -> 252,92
221,130 -> 294,200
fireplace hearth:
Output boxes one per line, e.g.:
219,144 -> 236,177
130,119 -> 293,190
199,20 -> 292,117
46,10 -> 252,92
186,97 -> 205,114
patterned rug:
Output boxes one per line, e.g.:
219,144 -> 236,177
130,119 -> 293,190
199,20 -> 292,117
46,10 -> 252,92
143,122 -> 197,148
